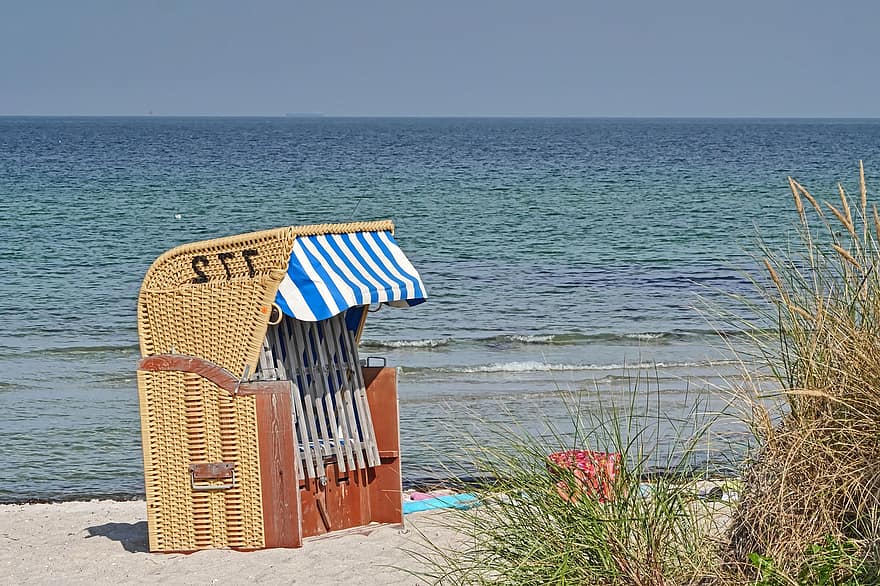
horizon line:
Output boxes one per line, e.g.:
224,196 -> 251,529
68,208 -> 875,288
2,114 -> 880,120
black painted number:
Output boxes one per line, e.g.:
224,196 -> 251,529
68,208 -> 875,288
191,255 -> 210,284
191,249 -> 259,283
217,252 -> 236,280
242,248 -> 259,278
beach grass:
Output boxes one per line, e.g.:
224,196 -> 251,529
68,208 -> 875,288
410,377 -> 732,585
417,163 -> 880,585
719,164 -> 880,584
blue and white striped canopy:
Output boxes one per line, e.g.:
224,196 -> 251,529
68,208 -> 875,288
275,230 -> 427,321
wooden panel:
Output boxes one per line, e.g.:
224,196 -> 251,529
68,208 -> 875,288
298,476 -> 324,538
363,367 -> 404,525
324,464 -> 371,532
369,460 -> 403,525
255,390 -> 302,548
298,462 -> 373,538
362,367 -> 400,454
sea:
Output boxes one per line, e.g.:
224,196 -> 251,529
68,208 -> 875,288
1,117 -> 878,502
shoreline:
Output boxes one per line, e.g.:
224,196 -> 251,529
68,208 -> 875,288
0,475 -> 490,506
0,470 -> 743,506
0,499 -> 460,585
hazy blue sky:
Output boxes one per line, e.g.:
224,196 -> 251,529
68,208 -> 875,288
2,1 -> 877,117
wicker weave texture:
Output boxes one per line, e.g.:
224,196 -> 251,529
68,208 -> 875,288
137,227 -> 295,551
136,220 -> 394,551
138,371 -> 263,551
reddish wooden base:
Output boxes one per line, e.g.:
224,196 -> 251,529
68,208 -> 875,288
259,365 -> 403,546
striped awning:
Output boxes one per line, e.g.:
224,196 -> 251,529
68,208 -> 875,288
275,229 -> 427,321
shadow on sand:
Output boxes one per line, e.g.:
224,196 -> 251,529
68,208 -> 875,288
86,521 -> 149,553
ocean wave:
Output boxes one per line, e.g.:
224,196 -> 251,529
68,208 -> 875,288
95,374 -> 138,385
482,332 -> 647,346
361,337 -> 453,349
507,334 -> 557,344
403,360 -> 738,375
363,329 -> 763,351
17,344 -> 140,358
623,332 -> 666,341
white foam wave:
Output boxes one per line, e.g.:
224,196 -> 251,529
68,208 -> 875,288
362,337 -> 452,349
508,334 -> 556,344
623,332 -> 666,341
453,360 -> 719,373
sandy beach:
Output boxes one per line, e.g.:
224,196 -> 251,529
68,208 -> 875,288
0,500 -> 459,585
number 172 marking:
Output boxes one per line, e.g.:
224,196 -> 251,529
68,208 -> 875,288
192,249 -> 259,283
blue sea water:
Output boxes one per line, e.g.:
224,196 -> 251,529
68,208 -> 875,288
1,117 -> 879,502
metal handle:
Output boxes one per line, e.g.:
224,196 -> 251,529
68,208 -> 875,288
190,469 -> 236,491
189,462 -> 237,491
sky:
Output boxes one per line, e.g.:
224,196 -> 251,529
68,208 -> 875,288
1,1 -> 878,117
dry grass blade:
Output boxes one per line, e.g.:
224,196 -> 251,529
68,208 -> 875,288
789,176 -> 805,220
827,200 -> 857,238
832,243 -> 862,270
788,303 -> 816,322
751,403 -> 773,442
839,183 -> 853,230
763,258 -> 787,304
791,178 -> 823,216
874,204 -> 880,244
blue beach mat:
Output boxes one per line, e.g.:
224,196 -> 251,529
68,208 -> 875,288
403,493 -> 480,514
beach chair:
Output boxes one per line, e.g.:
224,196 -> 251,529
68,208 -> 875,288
135,220 -> 426,552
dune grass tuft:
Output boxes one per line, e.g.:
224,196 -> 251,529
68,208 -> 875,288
412,381 -> 731,585
721,163 -> 880,584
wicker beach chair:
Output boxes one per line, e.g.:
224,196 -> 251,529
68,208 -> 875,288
136,220 -> 426,552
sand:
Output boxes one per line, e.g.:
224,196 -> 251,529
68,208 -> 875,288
0,500 -> 460,585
